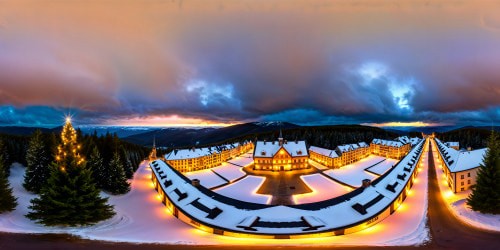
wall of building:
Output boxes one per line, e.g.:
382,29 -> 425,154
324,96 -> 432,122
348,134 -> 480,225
149,139 -> 426,239
167,142 -> 254,173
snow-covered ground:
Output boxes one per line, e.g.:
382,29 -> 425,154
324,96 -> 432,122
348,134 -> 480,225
323,155 -> 383,187
0,157 -> 429,246
308,159 -> 330,170
241,152 -> 254,158
292,174 -> 353,204
228,156 -> 253,167
185,169 -> 227,189
212,176 -> 271,204
365,158 -> 399,176
211,162 -> 246,182
431,141 -> 500,232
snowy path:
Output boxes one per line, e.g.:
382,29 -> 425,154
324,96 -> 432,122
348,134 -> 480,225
0,158 -> 429,246
431,140 -> 500,232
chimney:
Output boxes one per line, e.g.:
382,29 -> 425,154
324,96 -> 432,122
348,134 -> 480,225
191,179 -> 200,187
362,179 -> 371,188
263,140 -> 266,145
284,140 -> 288,144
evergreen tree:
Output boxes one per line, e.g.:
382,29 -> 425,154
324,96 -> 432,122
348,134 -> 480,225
23,130 -> 51,193
466,132 -> 500,214
103,152 -> 130,195
87,146 -> 106,189
0,139 -> 9,176
27,118 -> 115,226
0,154 -> 17,213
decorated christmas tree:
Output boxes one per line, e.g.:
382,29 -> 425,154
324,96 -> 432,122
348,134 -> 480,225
24,130 -> 51,193
0,152 -> 17,213
467,131 -> 500,214
27,117 -> 115,226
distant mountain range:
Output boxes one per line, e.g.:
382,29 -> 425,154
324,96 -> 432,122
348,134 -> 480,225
123,121 -> 300,147
1,122 -> 498,148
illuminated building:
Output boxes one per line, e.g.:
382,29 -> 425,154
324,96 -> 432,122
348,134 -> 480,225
253,130 -> 308,171
370,138 -> 411,160
164,141 -> 254,172
149,139 -> 426,238
434,138 -> 486,193
309,142 -> 370,168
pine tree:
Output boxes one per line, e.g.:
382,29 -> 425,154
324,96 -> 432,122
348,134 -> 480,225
23,130 -> 51,193
87,146 -> 106,189
0,139 -> 9,176
103,152 -> 130,195
0,154 -> 17,213
466,131 -> 500,214
27,118 -> 115,226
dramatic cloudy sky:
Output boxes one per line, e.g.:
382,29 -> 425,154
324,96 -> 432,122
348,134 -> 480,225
0,0 -> 499,127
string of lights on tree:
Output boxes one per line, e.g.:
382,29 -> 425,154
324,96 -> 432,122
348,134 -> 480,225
55,117 -> 85,170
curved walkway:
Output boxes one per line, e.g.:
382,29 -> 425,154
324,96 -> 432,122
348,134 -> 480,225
426,142 -> 500,249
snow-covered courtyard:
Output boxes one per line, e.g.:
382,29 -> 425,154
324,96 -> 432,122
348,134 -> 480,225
212,175 -> 271,204
365,158 -> 399,176
431,142 -> 500,232
292,173 -> 353,204
185,169 -> 227,189
323,155 -> 384,188
211,162 -> 246,182
0,153 -> 430,246
227,156 -> 254,167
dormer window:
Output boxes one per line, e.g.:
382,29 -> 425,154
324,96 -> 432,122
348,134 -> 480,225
297,150 -> 302,155
261,151 -> 266,156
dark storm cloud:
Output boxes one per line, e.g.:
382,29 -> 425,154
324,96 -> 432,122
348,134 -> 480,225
0,0 -> 499,126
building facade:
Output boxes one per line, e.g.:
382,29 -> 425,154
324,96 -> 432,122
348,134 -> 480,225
434,138 -> 486,193
370,139 -> 411,160
309,146 -> 341,168
165,141 -> 254,173
309,142 -> 370,169
253,132 -> 308,171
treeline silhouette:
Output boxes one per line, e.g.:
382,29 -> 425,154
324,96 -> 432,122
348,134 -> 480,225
436,127 -> 494,150
0,130 -> 149,178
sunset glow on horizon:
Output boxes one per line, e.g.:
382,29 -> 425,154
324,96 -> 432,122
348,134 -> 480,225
0,0 -> 498,127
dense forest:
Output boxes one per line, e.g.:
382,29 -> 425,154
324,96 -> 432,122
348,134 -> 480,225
436,127 -> 494,149
196,125 -> 419,151
0,130 -> 149,178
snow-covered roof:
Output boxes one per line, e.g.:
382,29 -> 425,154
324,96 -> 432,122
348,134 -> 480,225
444,142 -> 459,148
309,146 -> 339,158
336,144 -> 354,153
410,137 -> 422,146
165,147 -> 216,160
165,141 -> 252,160
149,139 -> 425,236
254,140 -> 308,158
396,136 -> 410,144
371,139 -> 404,147
435,139 -> 486,172
358,142 -> 369,148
